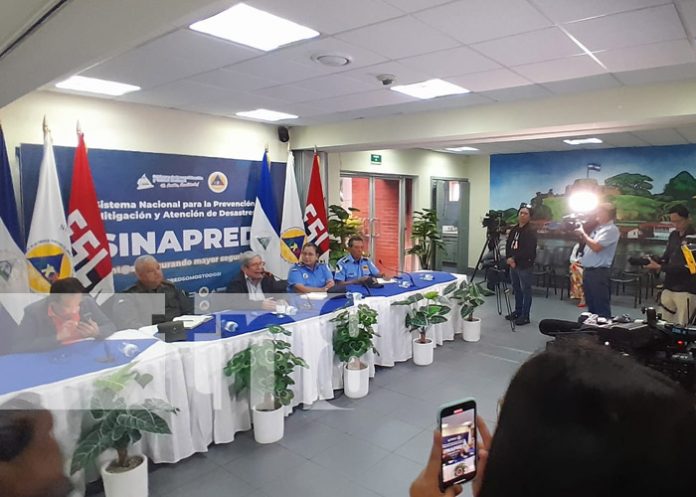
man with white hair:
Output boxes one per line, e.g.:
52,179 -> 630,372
226,251 -> 287,310
121,255 -> 193,325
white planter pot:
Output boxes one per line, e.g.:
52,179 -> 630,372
252,404 -> 284,444
462,318 -> 481,342
100,455 -> 148,497
412,338 -> 434,366
344,362 -> 369,398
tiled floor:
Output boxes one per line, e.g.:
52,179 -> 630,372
89,289 -> 643,497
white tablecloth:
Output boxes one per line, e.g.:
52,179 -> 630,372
0,274 -> 466,495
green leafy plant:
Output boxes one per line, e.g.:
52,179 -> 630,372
392,290 -> 452,343
407,209 -> 445,270
224,325 -> 309,410
331,304 -> 379,369
445,280 -> 494,322
327,205 -> 362,267
70,364 -> 179,475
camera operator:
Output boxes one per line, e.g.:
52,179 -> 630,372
505,205 -> 537,325
576,202 -> 620,318
645,204 -> 696,325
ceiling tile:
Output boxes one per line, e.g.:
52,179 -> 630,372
675,124 -> 696,143
382,0 -> 455,13
188,68 -> 279,92
252,84 -> 320,103
542,74 -> 621,95
225,54 -> 329,86
564,4 -> 686,52
481,84 -> 553,102
288,73 -> 377,99
472,28 -> 584,66
245,0 -> 403,35
335,16 -> 459,59
397,46 -> 500,77
0,0 -> 57,53
115,80 -> 238,107
413,0 -> 552,44
677,0 -> 696,35
597,39 -> 696,73
381,92 -> 493,114
448,68 -> 532,92
532,0 -> 668,23
631,128 -> 690,145
340,61 -> 432,86
310,88 -> 416,113
614,62 -> 696,85
599,133 -> 651,147
513,55 -> 606,83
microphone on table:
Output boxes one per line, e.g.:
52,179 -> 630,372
378,259 -> 416,287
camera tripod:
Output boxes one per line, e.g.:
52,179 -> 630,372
471,230 -> 515,332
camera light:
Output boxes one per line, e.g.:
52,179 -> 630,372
568,191 -> 599,213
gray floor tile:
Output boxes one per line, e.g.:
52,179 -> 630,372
355,417 -> 422,451
149,453 -> 220,494
279,418 -> 355,458
359,453 -> 424,497
205,430 -> 258,465
394,429 -> 435,465
226,444 -> 308,486
168,467 -> 256,497
311,435 -> 390,480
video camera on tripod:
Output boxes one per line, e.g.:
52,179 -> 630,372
540,307 -> 696,392
481,210 -> 507,236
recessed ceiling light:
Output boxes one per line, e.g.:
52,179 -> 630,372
312,53 -> 352,67
563,137 -> 603,145
236,109 -> 299,122
446,146 -> 479,152
190,3 -> 319,52
55,76 -> 140,96
390,79 -> 470,99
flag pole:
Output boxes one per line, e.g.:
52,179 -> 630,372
43,115 -> 50,135
76,120 -> 83,136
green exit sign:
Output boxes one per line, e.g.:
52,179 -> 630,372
370,154 -> 382,164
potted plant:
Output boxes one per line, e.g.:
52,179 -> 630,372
447,280 -> 493,342
331,304 -> 379,398
392,290 -> 451,365
224,324 -> 308,444
70,364 -> 179,497
407,208 -> 445,270
327,204 -> 362,268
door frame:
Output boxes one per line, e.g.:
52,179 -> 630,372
430,176 -> 470,273
340,171 -> 414,271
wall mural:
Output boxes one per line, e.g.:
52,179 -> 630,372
490,145 -> 696,252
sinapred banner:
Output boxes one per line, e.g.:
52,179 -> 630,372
19,145 -> 286,294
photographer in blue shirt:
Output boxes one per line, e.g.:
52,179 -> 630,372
288,243 -> 335,293
334,236 -> 383,286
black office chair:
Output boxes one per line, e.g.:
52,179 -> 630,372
609,254 -> 642,308
532,248 -> 554,298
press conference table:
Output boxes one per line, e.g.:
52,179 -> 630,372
0,271 -> 466,492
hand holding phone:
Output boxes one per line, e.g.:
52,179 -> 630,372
438,398 -> 477,492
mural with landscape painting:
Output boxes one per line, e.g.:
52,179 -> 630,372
490,145 -> 696,254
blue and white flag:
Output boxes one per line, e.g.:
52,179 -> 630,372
25,124 -> 73,293
279,151 -> 306,275
0,125 -> 22,250
0,219 -> 30,323
250,151 -> 282,276
587,163 -> 601,172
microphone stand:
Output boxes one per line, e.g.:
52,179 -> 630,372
378,259 -> 416,287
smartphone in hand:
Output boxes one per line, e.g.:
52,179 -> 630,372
438,398 -> 477,492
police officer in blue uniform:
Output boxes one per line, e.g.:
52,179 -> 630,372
334,236 -> 384,286
288,243 -> 335,293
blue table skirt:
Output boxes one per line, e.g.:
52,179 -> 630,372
188,271 -> 457,342
0,339 -> 158,396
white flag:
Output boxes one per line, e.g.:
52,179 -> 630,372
0,220 -> 31,323
279,151 -> 306,275
250,152 -> 283,276
26,128 -> 73,293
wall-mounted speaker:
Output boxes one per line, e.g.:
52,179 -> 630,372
277,126 -> 290,143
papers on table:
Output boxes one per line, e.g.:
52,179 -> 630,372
173,315 -> 213,329
305,292 -> 328,300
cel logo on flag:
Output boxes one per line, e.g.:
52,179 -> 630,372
208,172 -> 228,193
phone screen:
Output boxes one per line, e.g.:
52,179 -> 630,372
440,400 -> 476,489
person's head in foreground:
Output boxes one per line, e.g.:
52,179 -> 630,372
595,202 -> 616,225
0,396 -> 72,497
300,242 -> 320,267
347,236 -> 365,260
239,251 -> 266,282
411,339 -> 696,497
